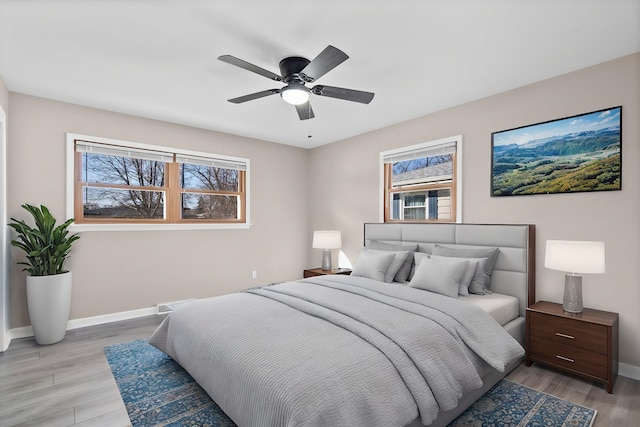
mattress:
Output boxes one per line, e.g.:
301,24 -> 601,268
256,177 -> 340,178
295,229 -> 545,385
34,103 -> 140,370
460,292 -> 520,326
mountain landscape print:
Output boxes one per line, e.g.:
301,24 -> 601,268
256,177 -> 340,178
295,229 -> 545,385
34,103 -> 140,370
491,106 -> 621,196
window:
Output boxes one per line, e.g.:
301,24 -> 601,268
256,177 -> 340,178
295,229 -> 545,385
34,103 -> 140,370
67,134 -> 249,230
381,135 -> 462,223
176,154 -> 245,221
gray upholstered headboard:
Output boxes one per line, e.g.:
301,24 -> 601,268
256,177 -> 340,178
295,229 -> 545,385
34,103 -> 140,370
363,223 -> 535,317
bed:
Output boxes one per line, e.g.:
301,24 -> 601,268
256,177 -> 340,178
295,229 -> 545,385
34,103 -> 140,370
149,222 -> 535,427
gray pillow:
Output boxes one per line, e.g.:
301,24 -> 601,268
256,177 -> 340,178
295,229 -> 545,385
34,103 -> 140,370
365,241 -> 418,282
363,248 -> 410,283
432,245 -> 499,293
430,255 -> 488,295
351,251 -> 395,282
408,257 -> 469,298
409,252 -> 430,280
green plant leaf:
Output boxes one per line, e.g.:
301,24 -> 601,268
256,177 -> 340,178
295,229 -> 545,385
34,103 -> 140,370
8,204 -> 80,276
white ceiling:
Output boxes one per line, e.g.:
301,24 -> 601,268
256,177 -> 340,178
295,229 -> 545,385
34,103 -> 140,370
0,1 -> 639,149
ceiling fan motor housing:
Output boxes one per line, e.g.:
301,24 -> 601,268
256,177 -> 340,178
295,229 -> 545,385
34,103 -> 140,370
279,57 -> 311,82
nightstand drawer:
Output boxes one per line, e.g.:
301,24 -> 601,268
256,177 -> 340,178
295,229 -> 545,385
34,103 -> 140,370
528,311 -> 607,354
529,336 -> 608,379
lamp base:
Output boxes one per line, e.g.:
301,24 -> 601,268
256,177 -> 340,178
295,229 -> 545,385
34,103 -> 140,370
563,274 -> 583,313
321,249 -> 332,271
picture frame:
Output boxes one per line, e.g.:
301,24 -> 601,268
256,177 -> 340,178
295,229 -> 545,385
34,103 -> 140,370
491,106 -> 622,197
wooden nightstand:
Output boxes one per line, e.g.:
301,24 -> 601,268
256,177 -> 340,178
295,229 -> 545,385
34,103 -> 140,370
525,301 -> 619,393
303,268 -> 352,278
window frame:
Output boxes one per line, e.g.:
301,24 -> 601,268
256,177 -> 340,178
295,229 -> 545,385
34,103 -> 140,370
66,133 -> 250,231
379,135 -> 463,223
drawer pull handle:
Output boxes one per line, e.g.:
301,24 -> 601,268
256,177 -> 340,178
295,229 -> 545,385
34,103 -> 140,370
556,355 -> 575,363
555,333 -> 575,339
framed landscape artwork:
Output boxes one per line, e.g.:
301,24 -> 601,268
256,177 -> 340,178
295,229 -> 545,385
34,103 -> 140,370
491,106 -> 622,197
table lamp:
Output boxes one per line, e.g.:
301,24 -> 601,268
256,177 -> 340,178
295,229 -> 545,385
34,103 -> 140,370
312,230 -> 342,271
544,240 -> 605,313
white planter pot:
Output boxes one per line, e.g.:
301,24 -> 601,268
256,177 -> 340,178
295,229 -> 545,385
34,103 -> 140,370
26,272 -> 72,345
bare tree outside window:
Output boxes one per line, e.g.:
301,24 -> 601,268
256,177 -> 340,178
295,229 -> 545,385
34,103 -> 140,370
181,164 -> 240,219
82,153 -> 165,219
392,154 -> 453,175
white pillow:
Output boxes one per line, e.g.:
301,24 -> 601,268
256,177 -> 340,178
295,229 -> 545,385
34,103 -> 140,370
430,255 -> 488,296
408,257 -> 469,298
351,251 -> 396,282
363,248 -> 410,283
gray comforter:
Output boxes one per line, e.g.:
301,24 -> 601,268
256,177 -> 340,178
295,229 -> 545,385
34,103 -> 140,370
149,275 -> 524,427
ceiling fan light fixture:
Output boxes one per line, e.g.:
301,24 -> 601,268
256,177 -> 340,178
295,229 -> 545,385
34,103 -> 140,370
280,84 -> 310,105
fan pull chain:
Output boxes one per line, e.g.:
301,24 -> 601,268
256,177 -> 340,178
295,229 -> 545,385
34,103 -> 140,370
307,102 -> 312,139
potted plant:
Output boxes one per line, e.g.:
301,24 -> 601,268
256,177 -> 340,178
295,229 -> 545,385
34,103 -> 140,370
9,204 -> 80,345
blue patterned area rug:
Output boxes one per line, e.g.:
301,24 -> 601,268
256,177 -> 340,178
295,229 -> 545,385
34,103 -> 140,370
450,379 -> 596,426
104,339 -> 235,427
105,339 -> 597,427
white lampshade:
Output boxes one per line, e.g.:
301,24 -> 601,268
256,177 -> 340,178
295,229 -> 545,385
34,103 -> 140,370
312,230 -> 341,250
280,85 -> 310,105
545,240 -> 605,274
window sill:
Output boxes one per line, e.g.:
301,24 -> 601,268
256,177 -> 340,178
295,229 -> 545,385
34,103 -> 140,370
69,222 -> 251,232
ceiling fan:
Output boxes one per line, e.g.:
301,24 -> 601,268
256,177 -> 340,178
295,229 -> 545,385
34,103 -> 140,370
218,45 -> 375,120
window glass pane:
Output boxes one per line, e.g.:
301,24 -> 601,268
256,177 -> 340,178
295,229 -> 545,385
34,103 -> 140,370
82,153 -> 165,187
404,194 -> 425,206
403,209 -> 425,220
389,189 -> 451,221
182,193 -> 239,220
391,154 -> 453,187
403,194 -> 426,220
391,194 -> 401,220
181,164 -> 239,191
83,187 -> 164,219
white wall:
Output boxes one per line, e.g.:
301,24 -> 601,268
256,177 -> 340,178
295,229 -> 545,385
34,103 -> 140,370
308,53 -> 640,375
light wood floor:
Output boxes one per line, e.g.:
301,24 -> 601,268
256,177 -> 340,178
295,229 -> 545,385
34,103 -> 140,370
1,315 -> 638,427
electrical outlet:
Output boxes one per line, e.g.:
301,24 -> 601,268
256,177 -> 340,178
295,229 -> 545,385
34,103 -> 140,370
252,270 -> 257,279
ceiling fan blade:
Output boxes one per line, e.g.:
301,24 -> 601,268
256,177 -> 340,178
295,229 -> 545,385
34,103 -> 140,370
295,102 -> 315,120
300,45 -> 348,82
218,55 -> 282,81
312,85 -> 375,104
228,89 -> 280,104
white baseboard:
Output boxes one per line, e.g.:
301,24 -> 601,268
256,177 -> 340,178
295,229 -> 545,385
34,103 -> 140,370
8,325 -> 34,341
619,362 -> 640,381
7,306 -> 158,343
68,307 -> 157,330
2,333 -> 10,352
